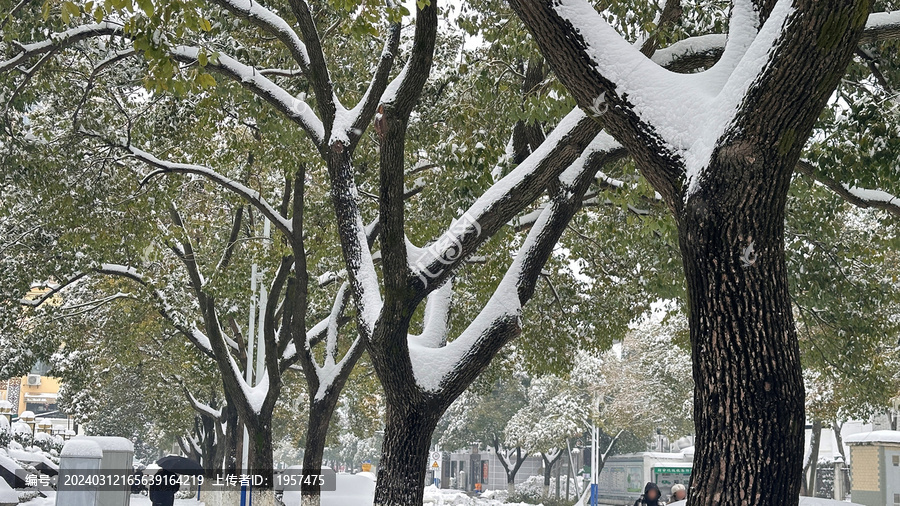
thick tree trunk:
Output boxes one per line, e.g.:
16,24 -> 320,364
300,398 -> 340,506
245,412 -> 275,489
373,403 -> 442,506
219,403 -> 239,474
679,158 -> 805,505
199,413 -> 216,472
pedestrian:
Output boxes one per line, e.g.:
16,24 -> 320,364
633,482 -> 663,506
669,483 -> 687,502
149,470 -> 180,506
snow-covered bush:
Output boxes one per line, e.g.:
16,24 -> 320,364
11,421 -> 32,447
0,417 -> 9,448
32,432 -> 64,453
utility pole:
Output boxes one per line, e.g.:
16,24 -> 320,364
241,218 -> 270,472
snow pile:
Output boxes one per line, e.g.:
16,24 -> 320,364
6,449 -> 59,471
60,438 -> 103,458
421,485 -> 536,506
82,435 -> 134,452
0,478 -> 17,505
0,452 -> 24,474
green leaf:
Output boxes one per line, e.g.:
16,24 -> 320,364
137,0 -> 154,18
196,73 -> 216,88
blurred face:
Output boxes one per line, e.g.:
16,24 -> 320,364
674,490 -> 686,500
647,489 -> 659,500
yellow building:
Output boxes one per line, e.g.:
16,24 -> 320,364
1,363 -> 63,417
0,285 -> 72,432
16,363 -> 63,417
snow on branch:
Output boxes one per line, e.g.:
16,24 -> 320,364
223,347 -> 270,415
0,22 -> 122,74
95,263 -> 215,356
796,160 -> 900,218
408,279 -> 452,349
312,336 -> 362,402
322,282 -> 349,367
331,23 -> 401,148
207,0 -> 311,68
650,33 -> 726,71
169,46 -> 324,144
511,134 -> 628,230
127,144 -> 294,238
543,0 -> 795,197
410,108 -> 600,292
287,280 -> 363,402
650,12 -> 900,73
862,11 -> 900,44
408,133 -> 619,394
179,379 -> 224,420
327,165 -> 383,336
18,273 -> 87,306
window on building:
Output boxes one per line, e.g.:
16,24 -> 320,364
24,393 -> 65,418
894,455 -> 899,467
893,493 -> 900,506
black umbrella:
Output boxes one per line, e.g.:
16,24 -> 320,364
155,456 -> 204,476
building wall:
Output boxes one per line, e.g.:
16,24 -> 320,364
16,375 -> 62,416
851,445 -> 885,506
853,446 -> 883,492
883,448 -> 900,506
441,450 -> 544,491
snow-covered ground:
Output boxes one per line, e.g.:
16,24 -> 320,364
19,492 -> 203,506
422,485 -> 535,505
16,488 -> 864,506
15,488 -> 538,506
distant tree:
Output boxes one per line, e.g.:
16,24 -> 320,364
439,376 -> 529,494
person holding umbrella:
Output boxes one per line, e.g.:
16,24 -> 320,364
149,456 -> 203,506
